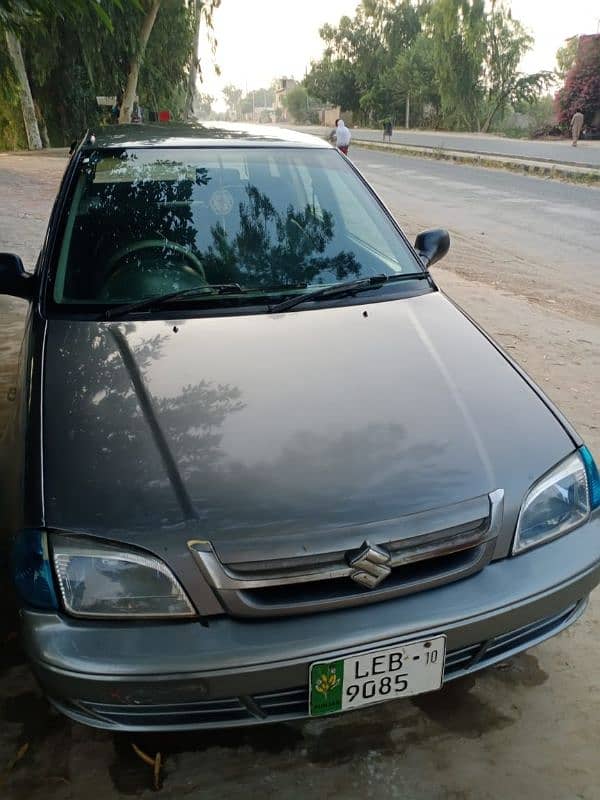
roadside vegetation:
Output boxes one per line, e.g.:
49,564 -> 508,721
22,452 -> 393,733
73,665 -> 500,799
0,0 -> 220,150
303,0 -> 598,137
1,0 -> 598,150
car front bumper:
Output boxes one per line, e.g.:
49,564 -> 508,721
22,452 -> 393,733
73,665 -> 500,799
21,516 -> 600,732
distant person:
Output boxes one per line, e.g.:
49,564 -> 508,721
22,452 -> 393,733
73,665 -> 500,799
570,110 -> 584,147
335,119 -> 351,155
327,118 -> 340,145
383,120 -> 392,143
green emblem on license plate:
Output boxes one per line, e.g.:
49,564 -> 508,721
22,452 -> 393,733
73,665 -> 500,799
310,659 -> 344,716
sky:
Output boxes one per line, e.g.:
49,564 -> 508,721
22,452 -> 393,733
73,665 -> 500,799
199,0 -> 600,112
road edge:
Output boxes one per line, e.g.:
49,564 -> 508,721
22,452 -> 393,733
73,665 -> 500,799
352,140 -> 600,186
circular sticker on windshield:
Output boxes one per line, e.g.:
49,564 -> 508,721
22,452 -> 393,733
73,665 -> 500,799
210,188 -> 234,216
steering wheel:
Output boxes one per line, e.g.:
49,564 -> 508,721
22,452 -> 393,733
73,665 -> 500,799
104,238 -> 206,282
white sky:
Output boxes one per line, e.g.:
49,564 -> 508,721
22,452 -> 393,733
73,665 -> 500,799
199,0 -> 600,111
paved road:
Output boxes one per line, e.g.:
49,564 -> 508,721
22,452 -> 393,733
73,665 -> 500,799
294,124 -> 600,167
351,147 -> 600,319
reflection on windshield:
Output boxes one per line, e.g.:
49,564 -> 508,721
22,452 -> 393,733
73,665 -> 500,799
202,185 -> 360,289
55,148 -> 416,306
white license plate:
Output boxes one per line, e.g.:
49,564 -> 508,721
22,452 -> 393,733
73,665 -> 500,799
309,635 -> 446,716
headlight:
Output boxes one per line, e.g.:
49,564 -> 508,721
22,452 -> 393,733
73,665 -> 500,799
513,450 -> 596,554
51,535 -> 196,619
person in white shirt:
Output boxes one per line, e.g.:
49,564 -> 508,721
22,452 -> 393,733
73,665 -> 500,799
335,119 -> 351,155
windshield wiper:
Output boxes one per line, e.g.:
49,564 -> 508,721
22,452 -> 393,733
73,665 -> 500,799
268,272 -> 428,313
103,284 -> 245,319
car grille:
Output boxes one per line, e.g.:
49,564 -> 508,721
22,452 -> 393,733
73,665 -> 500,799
74,600 -> 583,730
189,490 -> 504,618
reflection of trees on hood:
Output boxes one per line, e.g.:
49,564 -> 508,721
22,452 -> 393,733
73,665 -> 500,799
201,184 -> 361,287
155,380 -> 244,482
45,323 -> 244,529
204,423 -> 461,533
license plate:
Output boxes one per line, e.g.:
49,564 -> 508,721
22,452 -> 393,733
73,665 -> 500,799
309,635 -> 446,716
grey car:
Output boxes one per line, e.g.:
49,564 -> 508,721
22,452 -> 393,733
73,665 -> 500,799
1,123 -> 599,732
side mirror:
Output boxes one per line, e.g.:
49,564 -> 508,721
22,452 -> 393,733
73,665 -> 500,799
0,253 -> 37,300
414,229 -> 450,268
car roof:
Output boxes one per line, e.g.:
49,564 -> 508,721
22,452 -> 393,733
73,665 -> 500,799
84,121 -> 331,150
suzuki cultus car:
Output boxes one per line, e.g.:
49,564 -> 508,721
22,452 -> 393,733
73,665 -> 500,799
1,123 -> 599,731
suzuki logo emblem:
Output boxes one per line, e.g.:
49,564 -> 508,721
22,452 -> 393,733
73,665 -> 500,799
347,541 -> 392,589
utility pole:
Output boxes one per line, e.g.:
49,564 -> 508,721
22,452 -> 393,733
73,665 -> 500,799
405,93 -> 410,129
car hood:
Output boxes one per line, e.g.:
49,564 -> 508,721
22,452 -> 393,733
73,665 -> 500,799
43,293 -> 573,558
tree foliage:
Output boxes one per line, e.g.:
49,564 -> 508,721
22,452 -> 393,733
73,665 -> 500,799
0,0 -> 220,148
239,86 -> 271,113
222,83 -> 242,116
555,36 -> 578,81
283,85 -> 310,123
555,35 -> 600,128
305,0 -> 546,131
480,0 -> 552,132
426,0 -> 487,130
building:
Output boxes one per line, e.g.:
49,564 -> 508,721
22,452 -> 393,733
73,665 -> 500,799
274,78 -> 298,121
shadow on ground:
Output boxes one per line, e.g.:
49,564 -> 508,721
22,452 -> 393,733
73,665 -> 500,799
0,633 -> 546,799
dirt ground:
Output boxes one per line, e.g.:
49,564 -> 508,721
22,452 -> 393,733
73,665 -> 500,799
0,151 -> 599,799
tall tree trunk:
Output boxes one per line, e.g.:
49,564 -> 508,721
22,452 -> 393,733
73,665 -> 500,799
186,0 -> 203,119
119,0 -> 162,124
405,92 -> 410,129
481,94 -> 506,133
5,30 -> 43,150
34,101 -> 50,148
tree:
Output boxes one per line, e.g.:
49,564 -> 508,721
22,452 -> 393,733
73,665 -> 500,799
555,35 -> 600,128
194,91 -> 213,117
393,33 -> 439,127
427,0 -> 487,130
1,0 -> 221,148
305,1 -> 427,123
185,0 -> 221,119
222,83 -> 242,117
0,37 -> 26,148
239,87 -> 275,117
305,57 -> 360,114
0,0 -> 121,149
283,85 -> 310,123
305,0 -> 549,132
119,0 -> 162,123
137,1 -> 199,118
4,27 -> 41,147
480,0 -> 552,132
556,36 -> 578,81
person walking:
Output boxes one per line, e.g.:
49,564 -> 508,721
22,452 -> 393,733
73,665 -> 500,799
327,118 -> 340,145
570,110 -> 584,147
383,120 -> 392,143
335,119 -> 351,155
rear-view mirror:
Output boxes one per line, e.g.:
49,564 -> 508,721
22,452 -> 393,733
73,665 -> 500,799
0,253 -> 37,300
414,229 -> 450,268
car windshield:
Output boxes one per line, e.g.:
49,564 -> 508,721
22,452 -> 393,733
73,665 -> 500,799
52,146 -> 423,311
